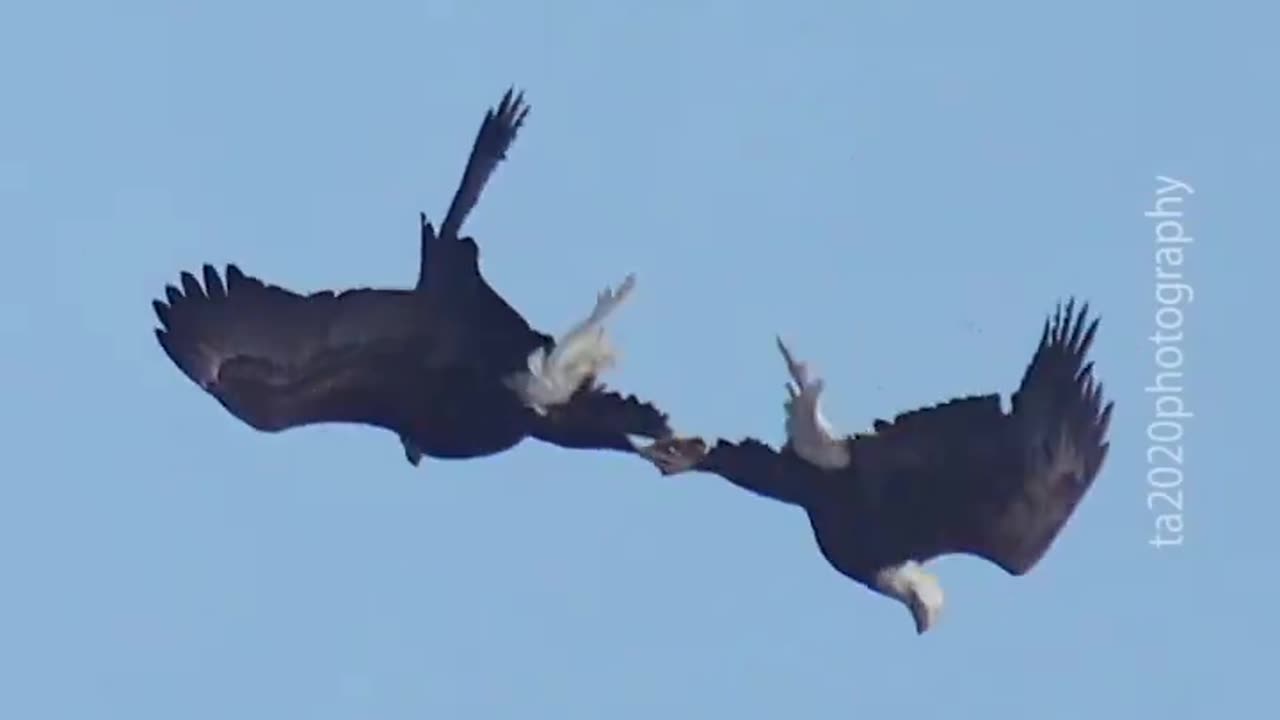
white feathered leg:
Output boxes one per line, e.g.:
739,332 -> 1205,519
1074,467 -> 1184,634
507,274 -> 636,413
776,336 -> 851,469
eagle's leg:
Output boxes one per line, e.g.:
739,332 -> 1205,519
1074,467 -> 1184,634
506,274 -> 636,413
776,337 -> 850,469
873,561 -> 946,635
635,436 -> 707,475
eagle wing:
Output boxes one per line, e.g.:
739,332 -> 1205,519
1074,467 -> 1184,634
416,87 -> 547,351
153,263 -> 451,435
644,436 -> 817,507
529,383 -> 674,452
847,300 -> 1114,575
437,87 -> 530,245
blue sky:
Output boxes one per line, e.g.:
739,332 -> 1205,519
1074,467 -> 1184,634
0,1 -> 1267,717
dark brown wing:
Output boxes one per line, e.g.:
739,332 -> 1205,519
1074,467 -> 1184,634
417,214 -> 549,361
847,299 -> 1113,575
652,437 -> 817,507
152,263 -> 451,435
529,383 -> 674,453
415,88 -> 547,351
436,87 -> 530,246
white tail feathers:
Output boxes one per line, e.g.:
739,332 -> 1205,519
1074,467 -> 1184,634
507,274 -> 636,413
776,336 -> 851,470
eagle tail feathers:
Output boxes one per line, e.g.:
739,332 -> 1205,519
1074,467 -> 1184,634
775,337 -> 850,470
505,274 -> 636,413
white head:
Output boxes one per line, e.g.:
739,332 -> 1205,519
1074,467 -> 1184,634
874,560 -> 945,634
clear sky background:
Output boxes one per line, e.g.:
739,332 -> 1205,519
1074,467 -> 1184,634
0,1 -> 1268,718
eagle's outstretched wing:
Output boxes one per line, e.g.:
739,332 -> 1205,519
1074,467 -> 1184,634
153,263 -> 449,435
645,436 -> 818,507
530,384 -> 674,452
847,299 -> 1113,575
416,87 -> 546,351
436,87 -> 530,247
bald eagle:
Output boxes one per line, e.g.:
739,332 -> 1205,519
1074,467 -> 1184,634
645,301 -> 1113,634
152,88 -> 675,467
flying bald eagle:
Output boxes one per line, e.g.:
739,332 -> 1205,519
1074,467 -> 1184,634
152,88 -> 675,467
645,301 -> 1113,634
